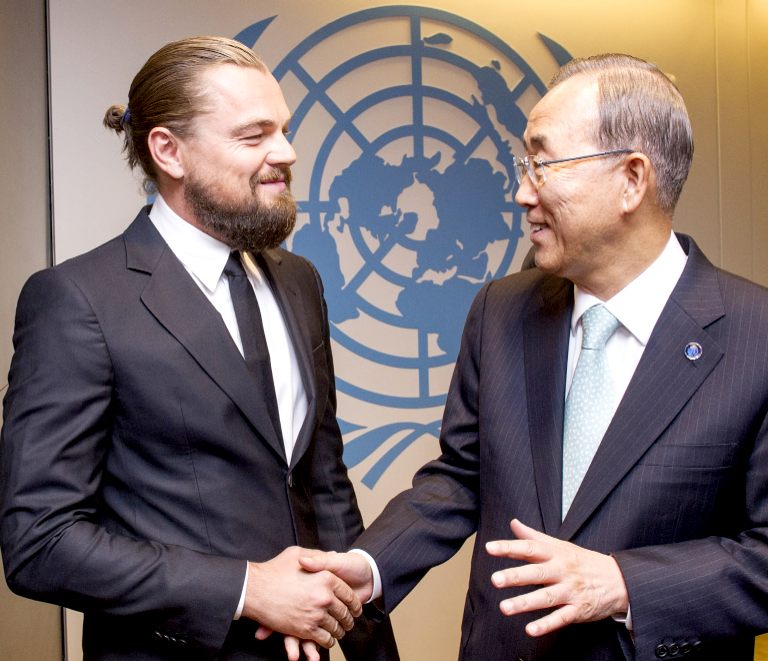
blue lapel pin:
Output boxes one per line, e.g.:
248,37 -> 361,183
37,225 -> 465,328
684,341 -> 703,361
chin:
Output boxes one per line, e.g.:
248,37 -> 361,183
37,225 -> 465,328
532,253 -> 561,275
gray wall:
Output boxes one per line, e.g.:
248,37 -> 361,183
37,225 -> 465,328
0,1 -> 62,658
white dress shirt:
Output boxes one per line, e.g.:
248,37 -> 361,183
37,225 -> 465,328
149,195 -> 308,619
149,194 -> 308,462
567,232 -> 688,412
361,232 -> 688,609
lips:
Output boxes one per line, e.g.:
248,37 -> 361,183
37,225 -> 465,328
258,166 -> 292,187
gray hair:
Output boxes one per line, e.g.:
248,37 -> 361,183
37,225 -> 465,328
550,53 -> 693,214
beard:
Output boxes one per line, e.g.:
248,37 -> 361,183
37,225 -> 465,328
184,165 -> 297,253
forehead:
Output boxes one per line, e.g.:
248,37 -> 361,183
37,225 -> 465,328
196,63 -> 290,128
524,74 -> 600,154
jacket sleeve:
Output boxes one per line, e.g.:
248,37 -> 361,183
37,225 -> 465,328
0,268 -> 244,654
613,406 -> 768,660
302,259 -> 400,660
353,283 -> 487,613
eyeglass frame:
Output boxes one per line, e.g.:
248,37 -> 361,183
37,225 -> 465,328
513,148 -> 635,187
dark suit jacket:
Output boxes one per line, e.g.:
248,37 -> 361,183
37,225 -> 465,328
356,234 -> 768,661
0,208 -> 397,660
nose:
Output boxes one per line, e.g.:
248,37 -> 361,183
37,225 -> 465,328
267,132 -> 297,166
514,173 -> 538,209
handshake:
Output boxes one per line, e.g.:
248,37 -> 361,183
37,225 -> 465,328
242,546 -> 374,661
242,520 -> 630,661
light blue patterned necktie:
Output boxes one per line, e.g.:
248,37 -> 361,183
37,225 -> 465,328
562,304 -> 621,519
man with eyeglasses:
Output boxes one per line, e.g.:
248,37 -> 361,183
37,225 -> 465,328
299,53 -> 768,659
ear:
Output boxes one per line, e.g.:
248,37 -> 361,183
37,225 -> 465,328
147,127 -> 185,181
621,152 -> 652,214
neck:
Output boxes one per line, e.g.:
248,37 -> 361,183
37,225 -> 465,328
575,216 -> 672,300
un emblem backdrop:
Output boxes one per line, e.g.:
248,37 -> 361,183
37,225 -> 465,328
236,6 -> 570,499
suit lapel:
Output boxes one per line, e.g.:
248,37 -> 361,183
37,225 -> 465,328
258,250 -> 318,468
525,276 -> 573,535
124,211 -> 287,462
559,235 -> 726,539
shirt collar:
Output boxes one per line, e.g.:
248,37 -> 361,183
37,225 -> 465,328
571,232 -> 688,345
148,194 -> 231,293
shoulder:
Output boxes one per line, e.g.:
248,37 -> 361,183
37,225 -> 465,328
481,267 -> 569,315
20,236 -> 124,302
675,233 -> 768,317
269,246 -> 316,275
264,246 -> 323,293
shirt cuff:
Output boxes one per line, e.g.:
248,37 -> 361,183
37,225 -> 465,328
233,562 -> 249,620
348,548 -> 382,602
612,604 -> 633,631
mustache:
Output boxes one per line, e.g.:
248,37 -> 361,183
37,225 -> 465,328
253,165 -> 292,187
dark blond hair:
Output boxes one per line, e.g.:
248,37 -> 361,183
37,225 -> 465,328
550,54 -> 693,214
103,36 -> 267,192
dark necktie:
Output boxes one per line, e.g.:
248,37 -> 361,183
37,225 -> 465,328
224,251 -> 283,443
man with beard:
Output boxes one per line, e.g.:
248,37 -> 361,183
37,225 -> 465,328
0,36 -> 397,661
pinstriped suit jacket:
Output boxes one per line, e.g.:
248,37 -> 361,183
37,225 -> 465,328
357,234 -> 768,660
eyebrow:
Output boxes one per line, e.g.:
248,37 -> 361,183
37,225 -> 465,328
523,133 -> 547,153
231,117 -> 292,136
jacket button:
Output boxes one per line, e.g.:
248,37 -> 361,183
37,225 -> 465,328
669,643 -> 679,656
680,642 -> 691,655
287,473 -> 294,488
656,644 -> 668,658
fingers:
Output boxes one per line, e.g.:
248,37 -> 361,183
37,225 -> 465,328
299,550 -> 373,603
486,519 -> 555,560
254,625 -> 273,640
330,573 -> 362,619
314,626 -> 337,650
510,518 -> 548,541
307,609 -> 347,647
302,640 -> 320,661
498,584 -> 562,617
242,549 -> 363,646
283,636 -> 322,661
486,538 -> 545,562
523,605 -> 577,637
485,520 -> 630,631
491,560 -> 551,589
284,636 -> 300,661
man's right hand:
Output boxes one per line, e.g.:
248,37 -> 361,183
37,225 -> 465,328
298,549 -> 375,603
242,546 -> 362,649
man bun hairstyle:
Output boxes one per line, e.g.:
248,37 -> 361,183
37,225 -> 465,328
103,36 -> 267,193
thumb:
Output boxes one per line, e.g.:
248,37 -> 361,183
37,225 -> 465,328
298,550 -> 338,573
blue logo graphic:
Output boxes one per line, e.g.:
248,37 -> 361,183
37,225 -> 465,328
237,7 -> 571,487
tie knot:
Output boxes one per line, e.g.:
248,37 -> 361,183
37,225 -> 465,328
224,252 -> 247,279
580,304 -> 620,350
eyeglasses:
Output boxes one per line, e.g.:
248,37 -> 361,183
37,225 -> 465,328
513,149 -> 634,187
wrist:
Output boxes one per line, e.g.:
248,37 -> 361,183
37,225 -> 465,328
607,555 -> 629,616
348,549 -> 378,602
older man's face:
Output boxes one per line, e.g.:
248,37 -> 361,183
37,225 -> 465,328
514,75 -> 629,294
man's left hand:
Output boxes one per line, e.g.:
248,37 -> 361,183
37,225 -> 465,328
486,519 -> 629,637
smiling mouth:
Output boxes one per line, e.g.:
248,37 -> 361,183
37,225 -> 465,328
258,166 -> 292,186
